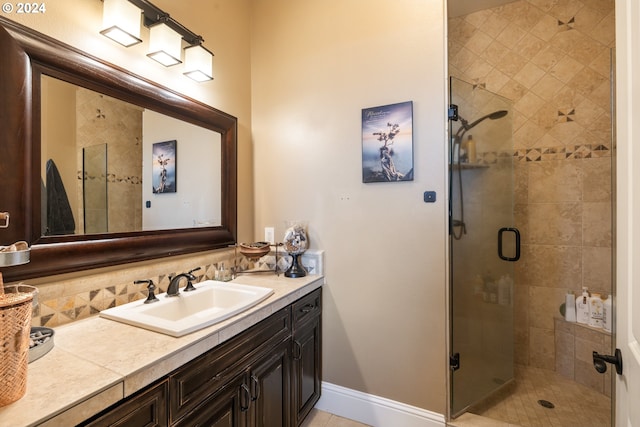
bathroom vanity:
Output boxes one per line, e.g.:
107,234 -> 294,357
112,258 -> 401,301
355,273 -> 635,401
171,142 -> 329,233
0,275 -> 322,427
83,287 -> 321,426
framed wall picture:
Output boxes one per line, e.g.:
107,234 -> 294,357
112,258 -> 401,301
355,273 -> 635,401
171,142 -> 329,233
362,101 -> 414,183
152,140 -> 177,193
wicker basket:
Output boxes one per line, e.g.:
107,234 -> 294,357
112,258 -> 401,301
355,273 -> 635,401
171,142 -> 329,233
0,284 -> 37,407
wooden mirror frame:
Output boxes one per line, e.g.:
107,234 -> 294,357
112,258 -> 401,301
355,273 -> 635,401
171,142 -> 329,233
0,17 -> 237,282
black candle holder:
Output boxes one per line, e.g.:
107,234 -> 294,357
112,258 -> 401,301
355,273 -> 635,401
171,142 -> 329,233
285,253 -> 306,278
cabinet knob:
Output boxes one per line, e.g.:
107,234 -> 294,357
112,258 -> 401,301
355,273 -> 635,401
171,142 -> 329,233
0,212 -> 9,228
250,375 -> 261,401
240,383 -> 251,412
293,340 -> 302,360
300,303 -> 315,313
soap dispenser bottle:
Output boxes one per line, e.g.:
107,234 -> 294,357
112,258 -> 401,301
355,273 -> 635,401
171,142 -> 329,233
564,290 -> 576,322
466,135 -> 477,163
603,294 -> 613,332
588,293 -> 604,328
575,287 -> 590,324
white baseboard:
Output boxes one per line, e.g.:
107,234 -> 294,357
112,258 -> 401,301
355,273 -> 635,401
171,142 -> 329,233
314,382 -> 446,427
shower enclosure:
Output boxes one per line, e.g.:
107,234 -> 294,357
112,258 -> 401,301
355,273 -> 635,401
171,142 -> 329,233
83,143 -> 108,234
449,77 -> 517,416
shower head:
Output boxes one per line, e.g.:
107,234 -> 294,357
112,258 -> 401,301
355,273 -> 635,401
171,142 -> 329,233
460,110 -> 508,131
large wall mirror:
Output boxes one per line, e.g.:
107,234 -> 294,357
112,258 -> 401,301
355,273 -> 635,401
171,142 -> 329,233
0,17 -> 237,282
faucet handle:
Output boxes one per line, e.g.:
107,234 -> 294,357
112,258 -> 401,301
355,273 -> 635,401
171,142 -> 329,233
183,267 -> 201,292
134,279 -> 159,304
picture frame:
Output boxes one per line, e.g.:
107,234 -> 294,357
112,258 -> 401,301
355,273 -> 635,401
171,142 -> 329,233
361,101 -> 414,183
152,140 -> 177,193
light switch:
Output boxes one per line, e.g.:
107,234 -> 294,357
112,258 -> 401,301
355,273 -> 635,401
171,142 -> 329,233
423,191 -> 436,203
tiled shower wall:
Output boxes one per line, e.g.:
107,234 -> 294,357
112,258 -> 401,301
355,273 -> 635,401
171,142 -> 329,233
76,88 -> 143,234
449,0 -> 614,369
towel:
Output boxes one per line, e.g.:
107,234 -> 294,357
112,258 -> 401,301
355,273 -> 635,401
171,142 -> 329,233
45,159 -> 75,235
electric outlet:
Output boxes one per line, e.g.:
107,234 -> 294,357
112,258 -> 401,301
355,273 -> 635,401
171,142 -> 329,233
264,227 -> 275,243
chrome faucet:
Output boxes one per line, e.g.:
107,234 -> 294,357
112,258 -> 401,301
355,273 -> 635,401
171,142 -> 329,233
166,267 -> 201,297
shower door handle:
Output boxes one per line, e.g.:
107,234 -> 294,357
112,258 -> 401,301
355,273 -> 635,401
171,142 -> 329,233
498,227 -> 520,261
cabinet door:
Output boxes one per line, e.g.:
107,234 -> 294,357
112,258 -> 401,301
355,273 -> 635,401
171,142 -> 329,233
169,307 -> 291,423
172,373 -> 248,427
80,380 -> 168,427
292,316 -> 321,426
249,339 -> 291,427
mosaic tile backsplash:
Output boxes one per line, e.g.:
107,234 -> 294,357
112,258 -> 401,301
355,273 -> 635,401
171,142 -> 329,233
26,249 -> 237,328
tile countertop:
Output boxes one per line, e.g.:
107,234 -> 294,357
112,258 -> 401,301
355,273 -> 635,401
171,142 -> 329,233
0,274 -> 324,427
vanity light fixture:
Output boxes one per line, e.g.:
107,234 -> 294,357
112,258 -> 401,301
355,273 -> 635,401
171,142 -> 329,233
147,18 -> 182,67
100,0 -> 142,47
100,0 -> 215,81
183,42 -> 214,82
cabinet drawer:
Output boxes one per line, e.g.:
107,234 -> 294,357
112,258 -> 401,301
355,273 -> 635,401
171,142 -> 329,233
80,379 -> 168,427
169,306 -> 291,424
292,288 -> 321,327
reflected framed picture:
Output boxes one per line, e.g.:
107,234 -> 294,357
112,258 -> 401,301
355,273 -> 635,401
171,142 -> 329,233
152,140 -> 177,193
362,101 -> 414,183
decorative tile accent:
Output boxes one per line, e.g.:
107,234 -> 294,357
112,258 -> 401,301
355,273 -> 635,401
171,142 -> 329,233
510,143 -> 610,162
557,16 -> 575,30
557,108 -> 575,122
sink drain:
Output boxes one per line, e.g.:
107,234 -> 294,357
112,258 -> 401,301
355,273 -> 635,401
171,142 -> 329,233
538,399 -> 555,409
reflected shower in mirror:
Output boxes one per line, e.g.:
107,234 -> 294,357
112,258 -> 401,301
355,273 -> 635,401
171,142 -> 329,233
83,143 -> 108,234
40,75 -> 222,236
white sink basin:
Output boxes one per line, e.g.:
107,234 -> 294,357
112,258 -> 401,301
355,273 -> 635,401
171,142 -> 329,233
100,280 -> 274,337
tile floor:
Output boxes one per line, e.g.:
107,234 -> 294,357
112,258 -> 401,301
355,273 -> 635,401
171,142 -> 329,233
301,409 -> 370,427
306,364 -> 611,427
452,364 -> 611,427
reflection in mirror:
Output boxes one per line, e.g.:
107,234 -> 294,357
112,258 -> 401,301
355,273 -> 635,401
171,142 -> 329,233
83,144 -> 108,234
40,75 -> 222,236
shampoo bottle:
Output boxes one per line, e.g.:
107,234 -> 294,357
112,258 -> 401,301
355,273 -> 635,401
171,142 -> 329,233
603,294 -> 613,332
564,291 -> 576,322
466,135 -> 477,163
576,287 -> 590,324
588,293 -> 604,328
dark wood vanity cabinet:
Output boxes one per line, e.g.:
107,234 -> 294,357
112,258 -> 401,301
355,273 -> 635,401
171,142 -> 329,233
80,379 -> 169,427
247,338 -> 291,426
80,288 -> 322,427
291,290 -> 323,426
173,338 -> 291,427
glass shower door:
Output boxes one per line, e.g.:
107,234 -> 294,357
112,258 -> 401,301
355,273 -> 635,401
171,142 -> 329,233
83,143 -> 108,234
449,77 -> 517,417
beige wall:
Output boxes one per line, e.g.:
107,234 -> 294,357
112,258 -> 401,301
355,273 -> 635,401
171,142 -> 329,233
251,0 -> 448,412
